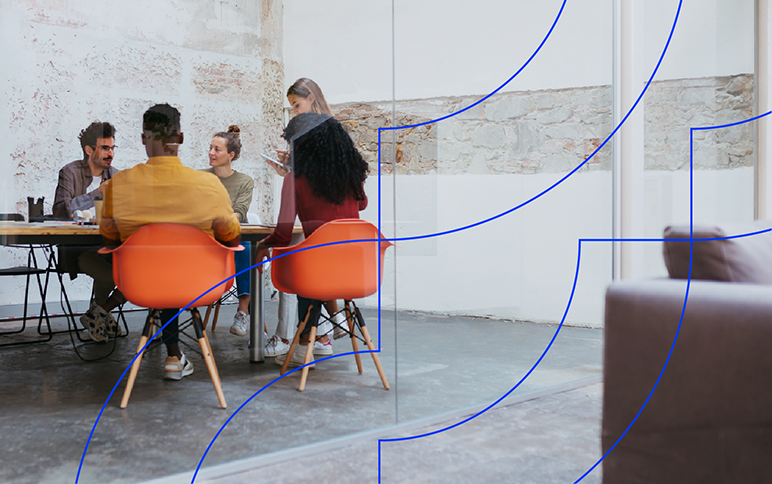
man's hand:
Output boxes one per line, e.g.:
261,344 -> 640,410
98,179 -> 109,196
255,243 -> 272,274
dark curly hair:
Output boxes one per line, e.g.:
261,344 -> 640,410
143,103 -> 181,141
78,121 -> 116,159
283,112 -> 368,205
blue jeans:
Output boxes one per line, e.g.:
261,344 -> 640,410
234,240 -> 251,297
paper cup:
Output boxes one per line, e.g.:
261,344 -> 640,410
94,200 -> 103,225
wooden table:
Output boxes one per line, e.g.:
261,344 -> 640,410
0,222 -> 287,362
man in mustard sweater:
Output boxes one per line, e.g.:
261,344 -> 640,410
101,104 -> 240,380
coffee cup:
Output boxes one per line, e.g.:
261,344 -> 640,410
93,200 -> 104,225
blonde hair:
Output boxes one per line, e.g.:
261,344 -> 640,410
287,78 -> 333,116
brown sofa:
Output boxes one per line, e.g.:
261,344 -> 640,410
602,222 -> 772,483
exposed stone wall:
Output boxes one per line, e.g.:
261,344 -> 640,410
3,0 -> 285,220
645,74 -> 754,170
332,74 -> 754,176
1,0 -> 284,304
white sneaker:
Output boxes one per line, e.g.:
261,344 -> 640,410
230,311 -> 249,336
164,353 -> 194,380
332,312 -> 350,340
275,345 -> 315,369
313,339 -> 333,356
264,334 -> 289,357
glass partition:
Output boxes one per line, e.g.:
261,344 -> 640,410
2,0 -> 758,482
642,0 -> 756,277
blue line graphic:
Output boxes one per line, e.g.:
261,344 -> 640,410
376,0 -> 683,481
574,109 -> 772,483
78,2 -> 572,482
75,1 -> 766,482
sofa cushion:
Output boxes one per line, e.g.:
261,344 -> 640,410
663,222 -> 772,283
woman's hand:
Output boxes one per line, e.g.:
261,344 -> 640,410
255,243 -> 272,273
265,149 -> 290,177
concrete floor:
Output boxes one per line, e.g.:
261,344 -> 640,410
0,302 -> 603,484
191,382 -> 604,484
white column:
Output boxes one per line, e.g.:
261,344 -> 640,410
756,0 -> 772,220
613,0 -> 645,280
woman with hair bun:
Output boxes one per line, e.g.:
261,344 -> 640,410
203,125 -> 255,336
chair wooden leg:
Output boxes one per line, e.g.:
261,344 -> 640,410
281,306 -> 311,376
344,302 -> 363,374
120,335 -> 148,408
298,326 -> 316,392
211,301 -> 222,332
202,327 -> 220,378
121,312 -> 155,408
191,309 -> 226,408
202,303 -> 213,330
359,325 -> 389,390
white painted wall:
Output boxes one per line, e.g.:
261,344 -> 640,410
357,172 -> 613,327
285,0 -> 754,105
644,0 -> 755,80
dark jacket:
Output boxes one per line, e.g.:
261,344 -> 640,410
53,159 -> 118,220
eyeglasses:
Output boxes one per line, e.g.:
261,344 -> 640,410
94,145 -> 116,152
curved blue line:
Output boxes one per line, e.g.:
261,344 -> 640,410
582,227 -> 772,243
574,239 -> 693,483
381,0 -> 568,132
192,3 -> 572,480
378,0 -> 682,245
377,239 -> 583,482
190,348 -> 379,483
575,109 -> 771,484
76,237 -> 394,483
78,0 -> 687,480
378,1 -> 683,480
693,110 -> 772,131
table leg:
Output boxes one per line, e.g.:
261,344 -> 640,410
249,241 -> 265,363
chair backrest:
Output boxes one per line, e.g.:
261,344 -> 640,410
100,224 -> 241,309
271,219 -> 392,301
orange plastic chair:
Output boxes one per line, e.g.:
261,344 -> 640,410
99,223 -> 242,408
271,218 -> 391,391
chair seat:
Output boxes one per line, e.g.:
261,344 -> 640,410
0,266 -> 47,276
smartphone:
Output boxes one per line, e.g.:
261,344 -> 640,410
261,152 -> 290,171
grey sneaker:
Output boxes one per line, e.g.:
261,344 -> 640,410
230,311 -> 249,336
105,311 -> 122,338
80,302 -> 108,343
264,334 -> 289,357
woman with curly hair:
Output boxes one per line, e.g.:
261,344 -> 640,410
258,95 -> 369,368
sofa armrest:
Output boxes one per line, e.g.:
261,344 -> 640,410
603,279 -> 772,483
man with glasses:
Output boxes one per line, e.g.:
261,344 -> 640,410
54,122 -> 118,219
53,121 -> 124,342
